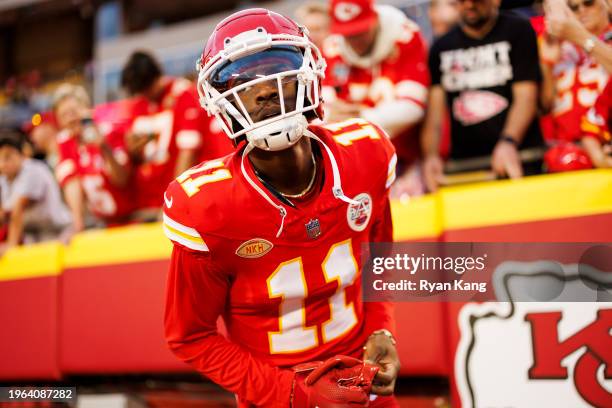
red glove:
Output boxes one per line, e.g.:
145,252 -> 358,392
291,355 -> 379,408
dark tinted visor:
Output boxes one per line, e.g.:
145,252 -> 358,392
210,46 -> 303,92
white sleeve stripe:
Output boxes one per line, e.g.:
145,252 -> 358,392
386,153 -> 397,189
386,169 -> 397,189
395,80 -> 428,103
388,153 -> 397,172
163,225 -> 209,252
163,213 -> 200,238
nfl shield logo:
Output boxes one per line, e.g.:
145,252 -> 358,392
305,219 -> 321,239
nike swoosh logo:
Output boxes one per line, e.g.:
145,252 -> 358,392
164,192 -> 173,208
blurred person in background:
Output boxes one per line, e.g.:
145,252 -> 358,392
0,130 -> 72,252
53,84 -> 135,232
26,112 -> 60,170
422,0 -> 544,192
429,0 -> 460,39
539,0 -> 612,170
322,0 -> 430,197
121,51 -> 230,219
295,1 -> 330,50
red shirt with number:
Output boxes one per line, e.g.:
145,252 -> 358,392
162,119 -> 396,407
547,27 -> 612,142
55,129 -> 135,222
129,77 -> 231,209
322,8 -> 429,165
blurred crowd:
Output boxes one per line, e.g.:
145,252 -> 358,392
0,0 -> 611,251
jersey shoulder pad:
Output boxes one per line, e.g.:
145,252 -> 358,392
162,157 -> 234,251
162,179 -> 209,252
312,119 -> 396,188
313,118 -> 392,148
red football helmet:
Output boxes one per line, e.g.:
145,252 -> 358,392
544,142 -> 593,173
196,8 -> 326,151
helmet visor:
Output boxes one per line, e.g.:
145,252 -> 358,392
210,46 -> 304,93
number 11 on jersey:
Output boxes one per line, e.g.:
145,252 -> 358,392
266,239 -> 359,354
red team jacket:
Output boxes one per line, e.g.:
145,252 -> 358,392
163,119 -> 397,406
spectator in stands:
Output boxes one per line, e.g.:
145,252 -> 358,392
27,112 -> 59,170
539,0 -> 612,171
0,130 -> 72,251
53,84 -> 135,231
295,1 -> 330,50
322,0 -> 430,197
422,0 -> 544,192
429,0 -> 460,39
121,51 -> 229,218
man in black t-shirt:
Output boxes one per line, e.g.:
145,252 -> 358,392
421,0 -> 543,191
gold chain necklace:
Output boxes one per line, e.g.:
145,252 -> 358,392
279,153 -> 317,199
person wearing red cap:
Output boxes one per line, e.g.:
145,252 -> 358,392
322,0 -> 430,197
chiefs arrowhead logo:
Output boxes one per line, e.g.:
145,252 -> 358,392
526,309 -> 612,407
236,239 -> 273,259
334,2 -> 362,22
455,261 -> 612,408
452,90 -> 508,126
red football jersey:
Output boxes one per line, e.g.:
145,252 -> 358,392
581,78 -> 612,143
322,12 -> 429,165
55,129 -> 135,222
163,119 -> 396,406
128,77 -> 231,209
547,27 -> 612,142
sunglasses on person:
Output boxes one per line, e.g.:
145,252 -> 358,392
568,0 -> 596,12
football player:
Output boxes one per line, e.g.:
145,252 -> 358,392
163,8 -> 399,407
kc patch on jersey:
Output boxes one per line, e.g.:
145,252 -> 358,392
347,193 -> 372,232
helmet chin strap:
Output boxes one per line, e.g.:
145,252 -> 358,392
239,124 -> 359,238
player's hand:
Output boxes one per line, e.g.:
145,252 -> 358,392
326,99 -> 363,123
491,140 -> 523,179
125,132 -> 150,160
363,331 -> 400,396
423,154 -> 445,192
291,355 -> 378,408
544,0 -> 586,43
389,164 -> 425,200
